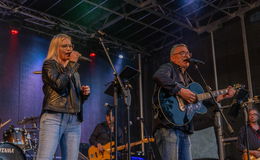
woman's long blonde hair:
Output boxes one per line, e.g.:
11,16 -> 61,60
45,34 -> 71,60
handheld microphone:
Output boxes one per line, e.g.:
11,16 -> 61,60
185,58 -> 205,65
79,56 -> 92,62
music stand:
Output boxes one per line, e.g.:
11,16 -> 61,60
105,65 -> 139,96
104,65 -> 139,160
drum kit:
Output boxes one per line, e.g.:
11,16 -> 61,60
0,116 -> 40,160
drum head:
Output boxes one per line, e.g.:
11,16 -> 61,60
3,128 -> 26,144
3,128 -> 30,150
0,142 -> 26,160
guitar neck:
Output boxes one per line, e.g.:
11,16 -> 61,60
115,141 -> 143,151
197,88 -> 228,101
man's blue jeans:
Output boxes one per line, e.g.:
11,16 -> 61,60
154,128 -> 192,160
36,113 -> 81,160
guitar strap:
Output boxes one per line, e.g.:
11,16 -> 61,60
186,72 -> 194,83
179,69 -> 194,87
152,84 -> 160,119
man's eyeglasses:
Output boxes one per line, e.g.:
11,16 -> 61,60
60,44 -> 74,49
173,51 -> 192,57
249,113 -> 259,116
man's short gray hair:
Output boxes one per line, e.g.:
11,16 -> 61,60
170,43 -> 188,56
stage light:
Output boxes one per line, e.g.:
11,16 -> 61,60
8,18 -> 22,35
10,29 -> 19,35
89,52 -> 96,57
118,54 -> 124,59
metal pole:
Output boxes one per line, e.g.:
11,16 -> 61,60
114,86 -> 118,160
138,54 -> 145,154
215,111 -> 225,160
240,15 -> 253,98
211,31 -> 218,90
210,31 -> 225,160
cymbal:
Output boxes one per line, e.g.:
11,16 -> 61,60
17,116 -> 39,125
0,119 -> 11,129
33,71 -> 42,74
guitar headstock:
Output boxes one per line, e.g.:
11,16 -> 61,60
233,83 -> 245,90
253,96 -> 260,104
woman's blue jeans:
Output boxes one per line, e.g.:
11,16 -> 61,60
36,113 -> 81,160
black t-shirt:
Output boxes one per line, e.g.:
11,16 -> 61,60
89,121 -> 123,146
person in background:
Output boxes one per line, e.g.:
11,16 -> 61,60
89,110 -> 123,152
237,107 -> 260,159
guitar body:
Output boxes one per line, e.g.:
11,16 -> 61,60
153,82 -> 207,126
243,148 -> 260,160
243,153 -> 260,160
88,141 -> 114,160
88,138 -> 154,160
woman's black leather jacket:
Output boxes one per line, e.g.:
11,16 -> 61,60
41,59 -> 88,121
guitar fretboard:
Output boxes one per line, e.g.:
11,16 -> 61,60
109,138 -> 154,152
116,141 -> 143,151
197,88 -> 228,101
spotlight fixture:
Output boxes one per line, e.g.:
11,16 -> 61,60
118,54 -> 124,59
10,28 -> 19,35
7,18 -> 22,35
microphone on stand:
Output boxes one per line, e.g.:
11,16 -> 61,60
185,58 -> 205,65
104,103 -> 114,108
104,103 -> 115,112
136,117 -> 144,122
228,88 -> 248,118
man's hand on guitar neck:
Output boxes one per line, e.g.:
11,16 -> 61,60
250,150 -> 260,158
216,86 -> 236,102
178,88 -> 196,104
97,143 -> 104,153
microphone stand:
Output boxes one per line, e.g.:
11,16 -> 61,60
193,63 -> 234,160
98,36 -> 132,160
136,117 -> 160,160
106,105 -> 115,160
241,102 -> 251,160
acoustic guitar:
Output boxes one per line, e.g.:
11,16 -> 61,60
153,82 -> 242,126
243,154 -> 260,160
243,149 -> 260,160
88,138 -> 154,160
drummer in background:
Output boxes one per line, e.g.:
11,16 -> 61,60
237,107 -> 260,159
36,34 -> 90,160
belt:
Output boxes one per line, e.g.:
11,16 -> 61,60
43,110 -> 78,116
